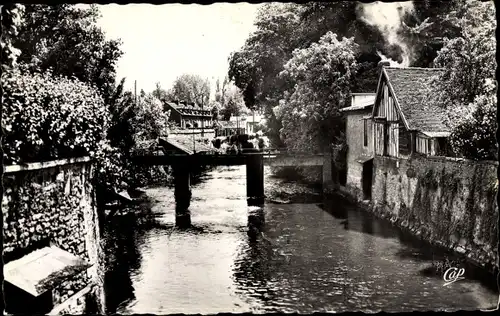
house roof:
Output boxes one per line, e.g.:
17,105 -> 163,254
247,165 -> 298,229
341,93 -> 375,112
165,101 -> 211,117
340,102 -> 374,112
381,67 -> 450,133
162,135 -> 213,154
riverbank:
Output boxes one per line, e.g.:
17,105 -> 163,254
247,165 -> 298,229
265,166 -> 323,204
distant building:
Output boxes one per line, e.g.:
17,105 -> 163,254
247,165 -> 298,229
164,100 -> 213,129
215,120 -> 245,137
245,113 -> 263,135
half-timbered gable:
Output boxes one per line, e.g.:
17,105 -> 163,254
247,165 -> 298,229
371,66 -> 451,159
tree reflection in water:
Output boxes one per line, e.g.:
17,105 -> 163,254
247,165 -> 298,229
103,214 -> 144,314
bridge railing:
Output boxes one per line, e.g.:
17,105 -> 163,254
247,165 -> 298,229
132,146 -> 324,158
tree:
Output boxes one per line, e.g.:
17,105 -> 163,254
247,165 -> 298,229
277,32 -> 359,152
400,0 -> 462,67
431,0 -> 496,160
107,78 -> 136,154
228,2 -> 466,150
171,73 -> 210,106
152,81 -> 169,101
1,4 -> 25,71
209,100 -> 222,122
13,4 -> 123,101
215,78 -> 246,120
228,3 -> 304,109
133,93 -> 170,148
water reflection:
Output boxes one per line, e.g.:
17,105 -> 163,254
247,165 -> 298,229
103,214 -> 144,313
102,166 -> 498,314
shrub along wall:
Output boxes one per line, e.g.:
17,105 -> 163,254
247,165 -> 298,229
2,157 -> 105,314
371,155 -> 498,272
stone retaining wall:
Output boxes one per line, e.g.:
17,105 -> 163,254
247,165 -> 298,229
2,157 -> 105,314
371,155 -> 498,272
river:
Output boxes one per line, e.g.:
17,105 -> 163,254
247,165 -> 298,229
102,165 -> 498,314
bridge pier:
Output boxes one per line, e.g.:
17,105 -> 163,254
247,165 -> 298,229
173,164 -> 191,228
246,151 -> 265,205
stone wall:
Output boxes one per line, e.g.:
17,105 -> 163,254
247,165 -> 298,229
2,157 -> 105,314
371,155 -> 498,271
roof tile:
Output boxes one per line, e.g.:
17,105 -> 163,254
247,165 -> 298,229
384,67 -> 450,133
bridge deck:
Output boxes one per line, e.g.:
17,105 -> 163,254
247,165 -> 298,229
133,153 -> 324,167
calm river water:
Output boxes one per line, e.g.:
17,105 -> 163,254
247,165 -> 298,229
103,166 -> 498,314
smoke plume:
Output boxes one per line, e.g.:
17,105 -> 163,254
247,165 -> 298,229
358,1 -> 415,67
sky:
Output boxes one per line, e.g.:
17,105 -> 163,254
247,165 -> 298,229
96,3 -> 261,99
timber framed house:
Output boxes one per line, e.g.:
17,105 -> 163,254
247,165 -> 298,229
371,65 -> 452,159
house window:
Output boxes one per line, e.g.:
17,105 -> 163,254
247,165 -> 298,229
363,120 -> 368,147
416,135 -> 427,155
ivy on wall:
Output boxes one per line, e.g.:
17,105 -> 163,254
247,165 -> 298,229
3,164 -> 96,307
373,156 -> 498,271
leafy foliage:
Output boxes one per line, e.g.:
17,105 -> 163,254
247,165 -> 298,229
2,66 -> 110,164
276,32 -> 359,152
446,86 -> 497,161
1,4 -> 25,71
209,100 -> 222,122
431,0 -> 497,160
1,4 -> 173,192
151,82 -> 173,102
171,73 -> 210,105
132,93 -> 171,149
215,77 -> 247,121
105,83 -> 173,188
13,4 -> 123,101
228,2 -> 469,152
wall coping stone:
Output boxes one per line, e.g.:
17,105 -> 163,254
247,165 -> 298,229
4,157 -> 93,174
375,154 -> 498,167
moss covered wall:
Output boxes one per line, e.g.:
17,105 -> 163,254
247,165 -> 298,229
372,156 -> 498,272
2,158 -> 105,314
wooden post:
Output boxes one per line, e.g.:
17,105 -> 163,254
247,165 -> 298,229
173,163 -> 191,228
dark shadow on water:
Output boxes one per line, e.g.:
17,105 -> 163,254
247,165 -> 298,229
190,165 -> 216,185
319,193 -> 499,295
103,214 -> 144,314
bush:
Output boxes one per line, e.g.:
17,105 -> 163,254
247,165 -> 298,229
2,66 -> 110,164
447,85 -> 497,161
